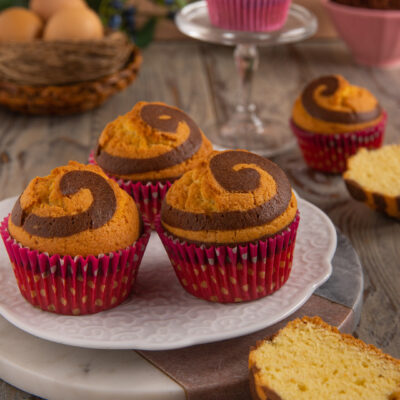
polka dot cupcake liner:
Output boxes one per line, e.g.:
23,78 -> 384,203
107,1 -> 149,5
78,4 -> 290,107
156,213 -> 300,303
116,180 -> 172,229
0,216 -> 150,315
290,112 -> 386,173
89,152 -> 173,228
206,0 -> 291,32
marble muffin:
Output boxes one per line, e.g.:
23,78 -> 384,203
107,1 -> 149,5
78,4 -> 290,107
93,101 -> 213,225
343,145 -> 400,219
8,161 -> 141,256
249,316 -> 400,400
1,161 -> 150,315
157,150 -> 300,303
291,74 -> 386,173
94,101 -> 213,183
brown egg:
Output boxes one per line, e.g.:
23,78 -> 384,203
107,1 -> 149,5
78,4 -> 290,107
44,7 -> 104,41
30,0 -> 87,21
0,7 -> 43,42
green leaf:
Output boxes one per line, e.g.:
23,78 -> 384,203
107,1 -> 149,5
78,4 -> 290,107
135,17 -> 157,48
86,0 -> 102,12
175,0 -> 189,8
0,0 -> 29,10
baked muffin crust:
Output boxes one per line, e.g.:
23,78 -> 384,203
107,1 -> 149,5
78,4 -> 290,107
161,150 -> 297,245
8,161 -> 140,256
292,75 -> 382,134
95,101 -> 213,182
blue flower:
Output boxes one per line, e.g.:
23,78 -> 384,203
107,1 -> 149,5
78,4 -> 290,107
108,13 -> 122,28
111,0 -> 124,10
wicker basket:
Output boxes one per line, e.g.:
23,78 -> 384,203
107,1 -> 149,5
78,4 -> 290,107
0,46 -> 141,116
0,32 -> 142,115
0,32 -> 134,86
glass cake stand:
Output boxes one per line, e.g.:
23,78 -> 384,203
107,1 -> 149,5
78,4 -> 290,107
175,1 -> 318,156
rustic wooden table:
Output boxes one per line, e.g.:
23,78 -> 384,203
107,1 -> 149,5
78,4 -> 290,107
1,39 -> 399,399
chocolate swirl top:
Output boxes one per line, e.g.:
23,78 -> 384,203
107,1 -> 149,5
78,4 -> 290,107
302,76 -> 382,124
95,103 -> 203,176
161,151 -> 293,232
11,170 -> 117,238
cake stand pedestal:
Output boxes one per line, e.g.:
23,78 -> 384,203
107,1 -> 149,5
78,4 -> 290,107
0,231 -> 362,400
175,1 -> 318,157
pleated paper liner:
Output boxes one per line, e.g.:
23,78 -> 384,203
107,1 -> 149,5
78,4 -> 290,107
0,216 -> 150,315
89,152 -> 173,228
156,213 -> 300,303
291,112 -> 386,173
206,0 -> 291,32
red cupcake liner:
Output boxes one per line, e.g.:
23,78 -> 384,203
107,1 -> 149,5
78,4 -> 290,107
89,152 -> 173,228
116,180 -> 172,229
206,0 -> 292,32
291,112 -> 386,173
156,213 -> 300,303
0,216 -> 150,315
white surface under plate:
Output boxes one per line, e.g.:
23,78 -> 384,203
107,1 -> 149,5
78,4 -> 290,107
0,195 -> 336,350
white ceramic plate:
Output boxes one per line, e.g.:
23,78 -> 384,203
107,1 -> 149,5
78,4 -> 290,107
0,195 -> 336,350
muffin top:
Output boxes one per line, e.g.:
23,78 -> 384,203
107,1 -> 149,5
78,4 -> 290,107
94,101 -> 213,182
161,150 -> 297,245
292,75 -> 383,134
8,161 -> 141,256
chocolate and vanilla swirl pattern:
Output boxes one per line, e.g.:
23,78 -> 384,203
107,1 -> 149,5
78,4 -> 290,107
161,151 -> 297,245
95,103 -> 204,176
301,75 -> 382,125
8,162 -> 141,256
11,170 -> 116,238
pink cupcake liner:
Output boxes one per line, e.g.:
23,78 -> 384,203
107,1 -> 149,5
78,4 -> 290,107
1,216 -> 150,315
115,180 -> 172,229
89,152 -> 173,228
156,213 -> 300,303
206,0 -> 292,32
291,112 -> 386,173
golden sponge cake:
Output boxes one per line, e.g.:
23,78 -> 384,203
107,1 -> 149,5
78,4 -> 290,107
343,145 -> 400,219
249,317 -> 400,400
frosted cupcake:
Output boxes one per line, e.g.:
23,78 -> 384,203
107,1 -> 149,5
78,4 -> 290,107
291,75 -> 386,173
92,101 -> 213,226
1,161 -> 150,315
157,150 -> 299,303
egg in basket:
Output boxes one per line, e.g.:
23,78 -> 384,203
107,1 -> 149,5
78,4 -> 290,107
0,0 -> 142,115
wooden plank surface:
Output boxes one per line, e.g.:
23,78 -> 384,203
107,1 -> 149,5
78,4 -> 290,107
1,39 -> 400,399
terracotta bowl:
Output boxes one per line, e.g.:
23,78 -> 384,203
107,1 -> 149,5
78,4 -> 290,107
322,0 -> 400,68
